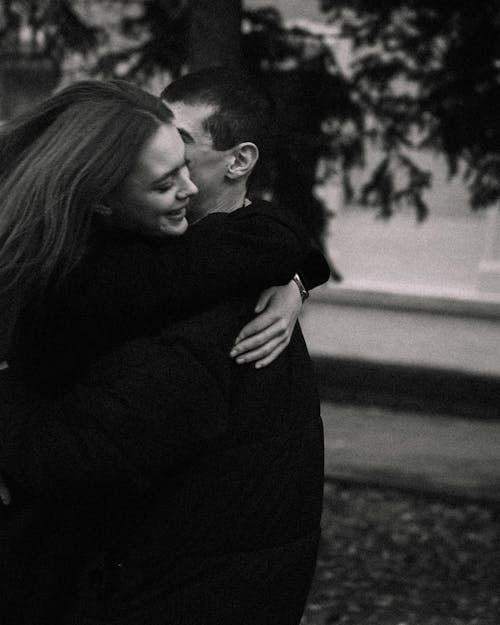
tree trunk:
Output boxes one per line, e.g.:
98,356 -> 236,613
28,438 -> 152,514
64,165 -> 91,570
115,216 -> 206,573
188,0 -> 242,71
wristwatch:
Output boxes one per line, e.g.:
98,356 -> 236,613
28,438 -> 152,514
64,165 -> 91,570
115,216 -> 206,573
292,273 -> 309,302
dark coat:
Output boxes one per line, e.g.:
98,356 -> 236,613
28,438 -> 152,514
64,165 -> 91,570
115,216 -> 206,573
0,200 -> 329,624
8,200 -> 326,396
70,302 -> 324,625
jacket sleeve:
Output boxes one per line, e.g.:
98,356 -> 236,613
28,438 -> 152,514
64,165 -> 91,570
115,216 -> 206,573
163,207 -> 318,317
0,338 -> 229,501
296,248 -> 331,291
179,206 -> 332,308
55,205 -> 315,335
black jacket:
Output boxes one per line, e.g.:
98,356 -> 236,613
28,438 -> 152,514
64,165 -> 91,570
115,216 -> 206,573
72,302 -> 324,625
8,200 -> 326,396
0,200 -> 329,624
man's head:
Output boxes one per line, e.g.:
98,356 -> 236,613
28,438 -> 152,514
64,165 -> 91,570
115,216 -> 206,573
161,67 -> 275,222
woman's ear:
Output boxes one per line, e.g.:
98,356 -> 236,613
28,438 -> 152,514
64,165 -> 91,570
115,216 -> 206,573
226,142 -> 259,180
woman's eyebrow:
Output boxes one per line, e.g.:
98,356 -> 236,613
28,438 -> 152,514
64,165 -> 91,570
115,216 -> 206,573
151,160 -> 189,186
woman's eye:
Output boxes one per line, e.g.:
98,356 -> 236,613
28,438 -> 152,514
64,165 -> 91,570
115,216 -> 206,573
157,182 -> 173,193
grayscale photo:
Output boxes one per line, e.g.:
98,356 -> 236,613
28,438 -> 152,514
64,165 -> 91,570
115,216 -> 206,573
0,1 -> 499,624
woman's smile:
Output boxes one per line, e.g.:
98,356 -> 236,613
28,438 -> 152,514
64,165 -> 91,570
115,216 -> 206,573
158,206 -> 188,234
166,204 -> 188,219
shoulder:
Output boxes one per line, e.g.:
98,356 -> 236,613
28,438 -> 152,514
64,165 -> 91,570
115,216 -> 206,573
68,224 -> 175,287
47,225 -> 177,325
229,198 -> 309,233
193,199 -> 306,235
230,198 -> 284,220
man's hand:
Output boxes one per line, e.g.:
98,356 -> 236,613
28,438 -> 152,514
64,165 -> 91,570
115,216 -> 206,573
230,281 -> 302,368
0,471 -> 11,506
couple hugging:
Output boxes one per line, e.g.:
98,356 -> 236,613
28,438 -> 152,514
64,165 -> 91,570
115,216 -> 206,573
0,67 -> 330,624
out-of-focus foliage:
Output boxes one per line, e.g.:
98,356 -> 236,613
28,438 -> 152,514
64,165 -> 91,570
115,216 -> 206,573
0,0 -> 98,61
0,1 -> 186,83
0,1 -> 100,117
320,0 -> 500,214
2,1 -> 499,220
241,7 -> 364,238
90,1 -> 189,82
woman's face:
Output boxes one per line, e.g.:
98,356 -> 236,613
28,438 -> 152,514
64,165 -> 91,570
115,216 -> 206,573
112,123 -> 198,237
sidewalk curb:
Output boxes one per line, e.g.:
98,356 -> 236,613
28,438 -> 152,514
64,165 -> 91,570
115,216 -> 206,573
311,281 -> 500,320
312,355 -> 500,419
322,474 -> 500,505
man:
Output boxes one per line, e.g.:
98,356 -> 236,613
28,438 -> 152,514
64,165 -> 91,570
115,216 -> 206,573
76,67 -> 327,624
162,67 -> 328,365
163,67 -> 273,224
1,68 -> 329,624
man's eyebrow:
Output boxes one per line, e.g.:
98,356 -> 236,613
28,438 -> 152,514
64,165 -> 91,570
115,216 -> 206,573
177,127 -> 194,144
151,160 -> 189,186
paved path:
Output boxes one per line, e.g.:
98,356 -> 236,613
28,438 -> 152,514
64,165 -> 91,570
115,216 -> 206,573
322,402 -> 500,501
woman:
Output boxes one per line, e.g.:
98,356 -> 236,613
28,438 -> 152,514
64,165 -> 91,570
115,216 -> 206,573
0,80 -> 326,623
1,80 -> 312,394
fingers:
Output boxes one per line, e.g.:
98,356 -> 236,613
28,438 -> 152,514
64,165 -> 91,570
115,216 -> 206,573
231,319 -> 288,356
233,282 -> 298,362
254,340 -> 289,368
232,335 -> 289,368
234,313 -> 277,344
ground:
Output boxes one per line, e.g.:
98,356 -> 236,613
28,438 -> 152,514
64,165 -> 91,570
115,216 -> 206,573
301,481 -> 500,625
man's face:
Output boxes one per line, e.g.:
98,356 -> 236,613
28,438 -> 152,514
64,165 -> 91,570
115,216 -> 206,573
163,100 -> 231,223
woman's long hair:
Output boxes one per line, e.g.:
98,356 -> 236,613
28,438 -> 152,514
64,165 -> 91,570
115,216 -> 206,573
0,80 -> 173,346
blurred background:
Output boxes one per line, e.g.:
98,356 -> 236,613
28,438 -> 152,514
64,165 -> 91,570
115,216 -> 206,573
1,2 -> 499,624
1,0 -> 500,376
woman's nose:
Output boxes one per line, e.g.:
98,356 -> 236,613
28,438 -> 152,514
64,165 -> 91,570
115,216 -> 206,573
178,171 -> 198,198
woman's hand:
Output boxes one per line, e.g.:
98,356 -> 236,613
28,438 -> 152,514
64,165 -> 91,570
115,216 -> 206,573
230,280 -> 302,368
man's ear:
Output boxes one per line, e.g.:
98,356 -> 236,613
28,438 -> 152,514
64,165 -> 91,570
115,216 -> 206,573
226,142 -> 259,180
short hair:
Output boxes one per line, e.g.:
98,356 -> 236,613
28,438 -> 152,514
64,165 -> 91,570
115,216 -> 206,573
161,66 -> 275,160
0,80 -> 173,303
